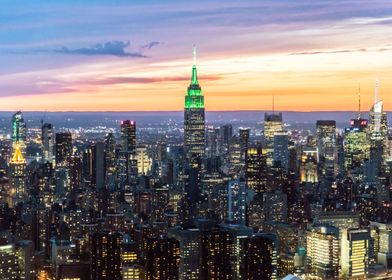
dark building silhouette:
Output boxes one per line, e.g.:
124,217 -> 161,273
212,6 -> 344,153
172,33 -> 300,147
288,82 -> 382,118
55,132 -> 72,166
241,233 -> 278,280
145,236 -> 180,280
91,230 -> 123,280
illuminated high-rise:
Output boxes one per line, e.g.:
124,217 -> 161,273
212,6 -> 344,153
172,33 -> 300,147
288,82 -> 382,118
368,80 -> 388,179
306,226 -> 339,279
145,236 -> 180,280
344,118 -> 369,173
184,47 -> 205,164
55,132 -> 73,166
264,112 -> 283,166
0,244 -> 18,280
245,145 -> 267,194
241,233 -> 278,280
119,120 -> 138,185
316,120 -> 337,179
9,142 -> 27,200
91,230 -> 123,280
183,47 -> 205,210
41,123 -> 54,164
11,111 -> 27,156
340,229 -> 372,278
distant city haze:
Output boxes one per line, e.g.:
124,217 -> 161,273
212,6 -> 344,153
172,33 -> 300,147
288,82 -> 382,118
0,1 -> 392,111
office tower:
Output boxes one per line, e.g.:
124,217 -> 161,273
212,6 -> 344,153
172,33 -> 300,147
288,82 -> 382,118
105,133 -> 117,189
229,136 -> 242,173
9,143 -> 27,200
239,128 -> 250,162
263,190 -> 288,223
344,118 -> 369,172
121,120 -> 137,153
183,47 -> 205,212
200,227 -> 235,279
273,131 -> 289,170
169,227 -> 201,280
340,228 -> 372,278
370,222 -> 392,269
16,240 -> 34,280
137,146 -> 152,175
184,47 -> 205,164
12,111 -> 27,156
69,155 -> 82,192
316,120 -> 337,179
206,126 -> 219,158
264,112 -> 283,165
122,241 -> 145,280
145,236 -> 180,280
55,132 -> 72,166
220,223 -> 253,280
306,226 -> 339,279
369,80 -> 388,144
41,123 -> 54,164
241,233 -> 278,280
91,230 -> 123,280
228,179 -> 247,225
220,124 -> 233,156
120,120 -> 138,185
245,145 -> 267,194
92,142 -> 105,190
299,147 -> 318,183
0,244 -> 18,279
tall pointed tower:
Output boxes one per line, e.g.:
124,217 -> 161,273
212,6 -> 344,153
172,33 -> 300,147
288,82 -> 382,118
184,46 -> 205,164
9,142 -> 27,199
183,47 -> 206,213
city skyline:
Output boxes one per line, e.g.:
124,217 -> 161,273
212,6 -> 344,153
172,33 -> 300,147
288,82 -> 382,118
1,1 -> 392,111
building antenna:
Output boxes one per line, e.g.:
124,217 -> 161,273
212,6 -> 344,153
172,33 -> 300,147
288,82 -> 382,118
358,84 -> 361,119
375,78 -> 379,104
193,45 -> 196,66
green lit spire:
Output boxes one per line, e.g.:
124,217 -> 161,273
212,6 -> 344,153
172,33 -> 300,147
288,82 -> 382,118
191,46 -> 198,85
185,46 -> 204,109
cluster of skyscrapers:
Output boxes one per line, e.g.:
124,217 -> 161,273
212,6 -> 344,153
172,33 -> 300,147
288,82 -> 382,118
0,50 -> 392,280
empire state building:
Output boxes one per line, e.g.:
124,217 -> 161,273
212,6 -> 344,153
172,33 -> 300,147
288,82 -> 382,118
184,47 -> 205,165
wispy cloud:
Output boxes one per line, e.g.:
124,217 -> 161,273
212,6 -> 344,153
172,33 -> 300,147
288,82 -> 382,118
52,41 -> 144,57
141,41 -> 160,50
289,48 -> 368,56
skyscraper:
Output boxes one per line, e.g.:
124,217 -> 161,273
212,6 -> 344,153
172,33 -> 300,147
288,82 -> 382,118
264,112 -> 283,166
41,123 -> 54,164
306,226 -> 339,279
340,228 -> 372,278
200,227 -> 235,279
9,143 -> 27,200
183,47 -> 205,211
92,142 -> 105,190
316,120 -> 337,179
91,231 -> 123,280
273,131 -> 289,170
241,233 -> 278,280
55,132 -> 73,166
184,47 -> 205,164
145,236 -> 180,280
119,120 -> 138,186
121,120 -> 137,153
245,145 -> 267,194
11,111 -> 27,156
228,179 -> 247,225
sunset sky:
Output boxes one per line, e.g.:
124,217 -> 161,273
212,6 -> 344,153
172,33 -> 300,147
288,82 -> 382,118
1,0 -> 392,111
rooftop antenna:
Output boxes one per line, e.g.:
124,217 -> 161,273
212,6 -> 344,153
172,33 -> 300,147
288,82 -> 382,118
193,45 -> 196,66
375,78 -> 379,104
357,84 -> 361,119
